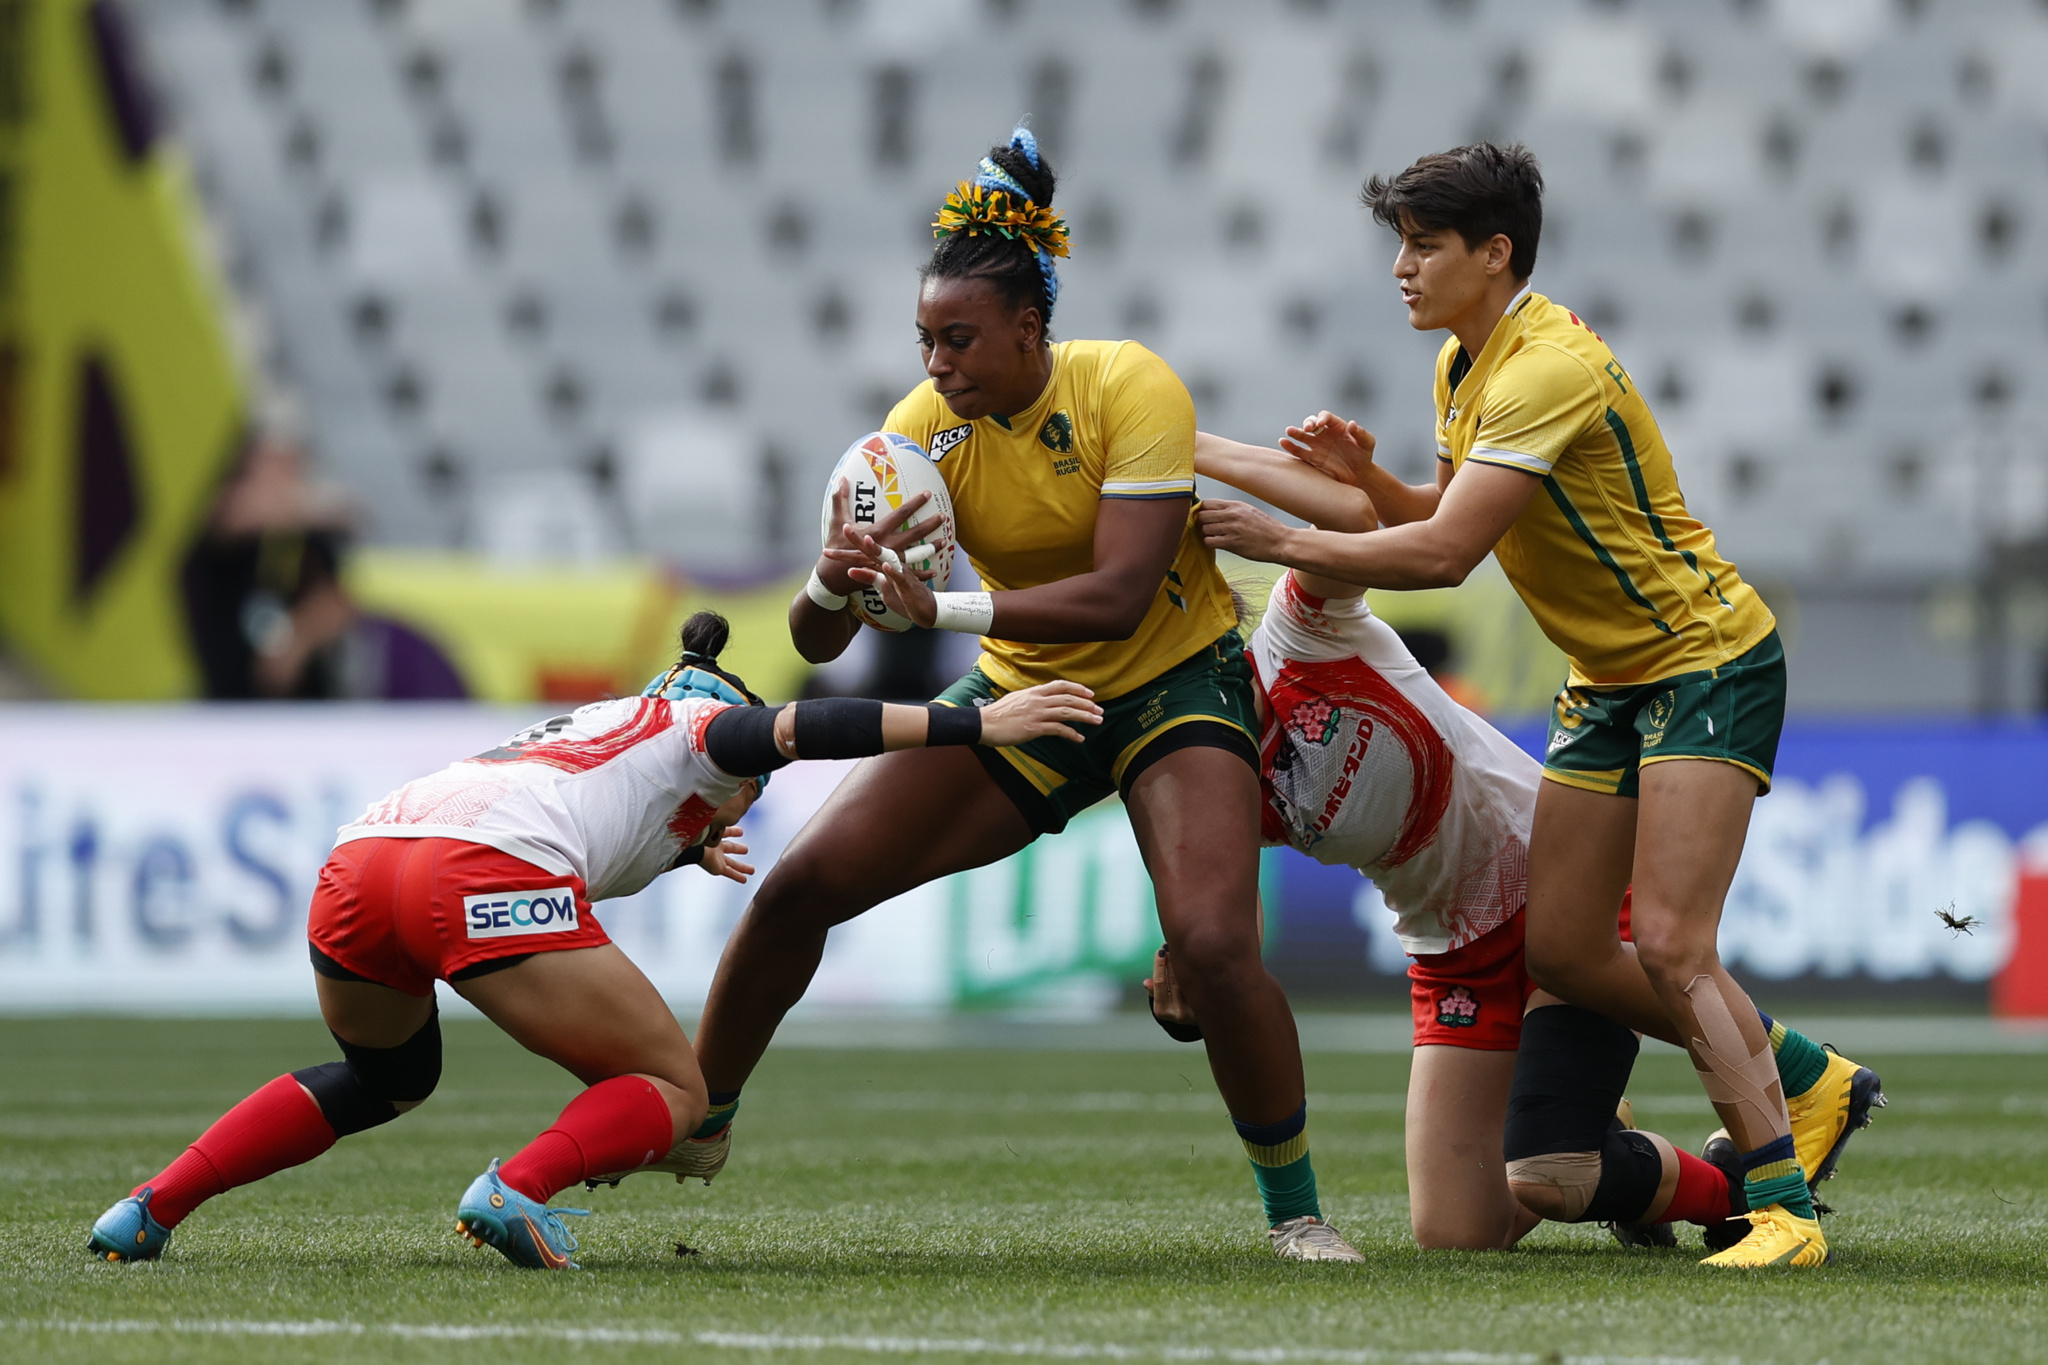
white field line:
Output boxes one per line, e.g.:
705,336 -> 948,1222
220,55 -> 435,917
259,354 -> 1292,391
17,1319 -> 1745,1365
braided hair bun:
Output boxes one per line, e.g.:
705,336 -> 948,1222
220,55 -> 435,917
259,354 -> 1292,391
924,126 -> 1065,329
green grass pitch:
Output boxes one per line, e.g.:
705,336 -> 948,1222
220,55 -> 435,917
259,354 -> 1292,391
2,1017 -> 2044,1365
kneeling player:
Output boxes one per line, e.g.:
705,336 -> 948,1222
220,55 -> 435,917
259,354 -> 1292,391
86,612 -> 1100,1271
1143,437 -> 1881,1251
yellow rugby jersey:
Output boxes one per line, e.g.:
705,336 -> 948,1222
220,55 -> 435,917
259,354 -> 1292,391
1438,290 -> 1775,687
884,339 -> 1237,697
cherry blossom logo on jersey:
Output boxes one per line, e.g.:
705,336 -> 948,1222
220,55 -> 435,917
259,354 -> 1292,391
1435,985 -> 1480,1029
1289,696 -> 1344,747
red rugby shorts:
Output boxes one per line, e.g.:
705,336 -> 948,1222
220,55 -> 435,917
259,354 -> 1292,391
1407,888 -> 1637,1051
308,836 -> 610,996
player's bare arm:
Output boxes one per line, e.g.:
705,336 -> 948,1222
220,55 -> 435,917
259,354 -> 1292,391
1198,459 -> 1540,591
789,480 -> 943,663
1278,412 -> 1446,526
837,493 -> 1189,643
1193,431 -> 1377,533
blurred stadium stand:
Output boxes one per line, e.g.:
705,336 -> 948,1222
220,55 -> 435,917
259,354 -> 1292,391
123,0 -> 2048,711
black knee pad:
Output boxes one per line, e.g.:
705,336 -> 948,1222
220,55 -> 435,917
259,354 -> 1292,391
1582,1127 -> 1666,1224
293,1010 -> 441,1137
1503,1004 -> 1640,1161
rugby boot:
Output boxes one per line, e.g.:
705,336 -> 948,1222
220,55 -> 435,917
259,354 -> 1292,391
588,1123 -> 732,1190
1699,1204 -> 1829,1268
1697,1128 -> 1752,1254
1788,1045 -> 1885,1201
455,1158 -> 589,1270
1267,1215 -> 1365,1262
87,1187 -> 173,1263
1605,1218 -> 1678,1249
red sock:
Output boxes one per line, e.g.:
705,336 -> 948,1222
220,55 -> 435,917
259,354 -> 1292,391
1663,1148 -> 1734,1227
498,1076 -> 675,1204
135,1075 -> 337,1228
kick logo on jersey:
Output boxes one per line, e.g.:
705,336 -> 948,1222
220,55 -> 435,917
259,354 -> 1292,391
464,888 -> 580,939
1435,985 -> 1480,1029
1038,410 -> 1074,453
929,423 -> 971,461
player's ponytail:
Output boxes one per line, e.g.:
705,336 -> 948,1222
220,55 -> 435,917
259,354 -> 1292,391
679,609 -> 731,665
924,124 -> 1068,331
643,610 -> 765,712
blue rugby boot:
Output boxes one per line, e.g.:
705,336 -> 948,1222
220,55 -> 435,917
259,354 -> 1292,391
454,1158 -> 589,1270
88,1188 -> 173,1262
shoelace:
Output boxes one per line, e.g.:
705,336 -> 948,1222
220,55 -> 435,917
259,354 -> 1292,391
542,1206 -> 591,1254
1272,1218 -> 1343,1253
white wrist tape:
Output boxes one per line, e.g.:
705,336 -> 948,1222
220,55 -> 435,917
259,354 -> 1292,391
931,591 -> 995,635
804,569 -> 849,611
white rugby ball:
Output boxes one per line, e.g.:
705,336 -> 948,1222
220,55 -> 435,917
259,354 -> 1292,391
818,431 -> 957,633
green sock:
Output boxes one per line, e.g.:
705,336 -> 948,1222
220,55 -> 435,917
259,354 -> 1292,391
1234,1104 -> 1321,1226
1741,1134 -> 1815,1220
1759,1012 -> 1830,1099
693,1091 -> 740,1140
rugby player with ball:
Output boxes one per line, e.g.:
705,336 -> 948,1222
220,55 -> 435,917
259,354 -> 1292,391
692,127 -> 1363,1261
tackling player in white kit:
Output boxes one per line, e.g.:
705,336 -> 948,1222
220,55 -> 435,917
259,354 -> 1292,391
86,612 -> 1101,1272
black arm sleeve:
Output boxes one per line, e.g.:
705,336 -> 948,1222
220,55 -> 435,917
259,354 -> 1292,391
702,704 -> 795,777
704,698 -> 984,772
924,704 -> 982,746
790,697 -> 887,759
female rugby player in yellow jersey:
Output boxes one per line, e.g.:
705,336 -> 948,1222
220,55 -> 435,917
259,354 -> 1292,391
1198,144 -> 1874,1269
690,128 -> 1360,1261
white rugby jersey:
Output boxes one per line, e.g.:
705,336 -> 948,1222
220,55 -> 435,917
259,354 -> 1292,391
335,696 -> 747,902
1250,572 -> 1541,955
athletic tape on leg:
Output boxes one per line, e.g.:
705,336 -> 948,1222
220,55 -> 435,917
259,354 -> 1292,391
1505,1152 -> 1603,1222
1683,974 -> 1790,1144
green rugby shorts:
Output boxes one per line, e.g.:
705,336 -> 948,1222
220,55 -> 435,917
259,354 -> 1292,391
1542,629 -> 1787,798
936,630 -> 1260,835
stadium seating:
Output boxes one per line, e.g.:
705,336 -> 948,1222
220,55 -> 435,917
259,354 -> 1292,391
133,0 -> 2048,584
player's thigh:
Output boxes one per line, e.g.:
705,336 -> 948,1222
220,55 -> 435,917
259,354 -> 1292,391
1523,780 -> 1637,982
454,943 -> 700,1093
752,746 -> 1036,928
316,974 -> 437,1049
1123,745 -> 1263,956
1628,758 -> 1758,970
1405,1044 -> 1519,1246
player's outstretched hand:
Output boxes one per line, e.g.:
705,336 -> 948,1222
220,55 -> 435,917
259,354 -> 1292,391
698,826 -> 754,884
1280,411 -> 1378,488
837,532 -> 941,625
1196,499 -> 1294,563
816,478 -> 942,596
977,680 -> 1104,746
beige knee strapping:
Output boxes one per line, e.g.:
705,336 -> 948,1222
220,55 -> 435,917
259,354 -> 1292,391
1683,974 -> 1789,1144
1505,1151 -> 1603,1221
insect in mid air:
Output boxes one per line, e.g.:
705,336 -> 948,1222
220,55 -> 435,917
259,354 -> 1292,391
1934,902 -> 1981,936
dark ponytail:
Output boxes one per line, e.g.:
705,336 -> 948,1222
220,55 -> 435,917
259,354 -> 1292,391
680,610 -> 731,664
648,609 -> 762,706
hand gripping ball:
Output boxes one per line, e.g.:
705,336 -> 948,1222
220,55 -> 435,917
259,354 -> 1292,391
817,432 -> 957,632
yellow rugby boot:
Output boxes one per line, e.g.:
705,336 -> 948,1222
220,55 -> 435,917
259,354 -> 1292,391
1788,1046 -> 1885,1203
1699,1205 -> 1829,1268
